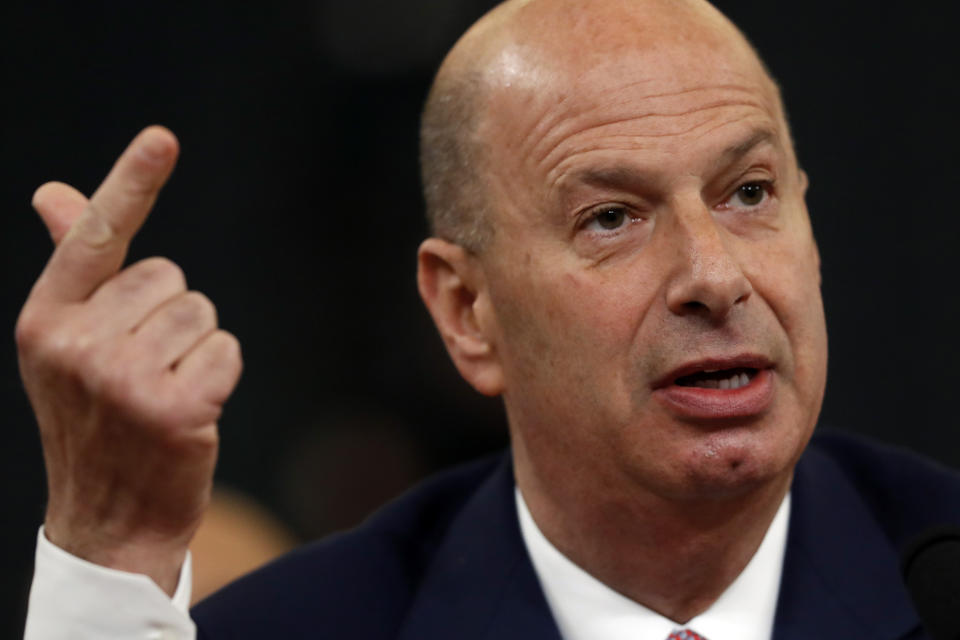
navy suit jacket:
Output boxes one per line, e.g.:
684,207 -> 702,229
192,431 -> 960,639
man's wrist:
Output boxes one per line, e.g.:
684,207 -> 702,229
43,517 -> 192,596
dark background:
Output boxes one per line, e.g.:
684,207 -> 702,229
1,0 -> 957,634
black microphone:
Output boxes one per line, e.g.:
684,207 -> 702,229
901,526 -> 960,640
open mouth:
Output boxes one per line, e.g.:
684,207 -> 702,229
654,359 -> 774,418
674,367 -> 757,390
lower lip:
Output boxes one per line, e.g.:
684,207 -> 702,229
653,369 -> 775,420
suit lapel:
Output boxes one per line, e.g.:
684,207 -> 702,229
397,456 -> 563,640
773,445 -> 924,640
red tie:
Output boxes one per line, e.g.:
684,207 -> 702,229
667,630 -> 708,640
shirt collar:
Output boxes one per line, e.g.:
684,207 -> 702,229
515,488 -> 790,640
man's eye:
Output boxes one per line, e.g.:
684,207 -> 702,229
588,207 -> 628,231
732,182 -> 767,207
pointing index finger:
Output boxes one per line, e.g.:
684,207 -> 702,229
33,126 -> 180,304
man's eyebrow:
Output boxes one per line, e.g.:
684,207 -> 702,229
565,165 -> 653,193
720,128 -> 779,161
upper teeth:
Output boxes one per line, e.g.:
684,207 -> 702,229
690,371 -> 751,390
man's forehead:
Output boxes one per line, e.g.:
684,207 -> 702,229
478,45 -> 786,177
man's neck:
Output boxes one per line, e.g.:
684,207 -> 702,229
514,455 -> 792,623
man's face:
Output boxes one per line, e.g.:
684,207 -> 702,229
474,10 -> 828,502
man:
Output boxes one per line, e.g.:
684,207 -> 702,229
19,0 -> 960,638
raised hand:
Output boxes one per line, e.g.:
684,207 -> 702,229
15,127 -> 243,594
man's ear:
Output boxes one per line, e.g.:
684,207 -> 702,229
417,237 -> 504,397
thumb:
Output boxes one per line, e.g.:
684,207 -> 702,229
32,182 -> 90,246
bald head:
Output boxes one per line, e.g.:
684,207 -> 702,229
419,0 -> 786,251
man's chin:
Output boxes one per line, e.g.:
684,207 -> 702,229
644,433 -> 799,504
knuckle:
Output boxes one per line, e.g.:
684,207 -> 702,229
76,201 -> 118,250
223,331 -> 243,367
121,162 -> 157,198
16,314 -> 97,377
177,331 -> 242,398
105,257 -> 187,304
210,330 -> 242,368
134,256 -> 187,291
206,329 -> 243,364
179,291 -> 218,328
62,332 -> 99,369
160,292 -> 217,333
219,329 -> 241,354
14,306 -> 45,354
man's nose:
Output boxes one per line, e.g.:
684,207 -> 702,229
663,205 -> 752,323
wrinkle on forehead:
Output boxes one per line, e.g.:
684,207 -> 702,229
551,125 -> 782,206
533,90 -> 771,174
545,111 -> 779,185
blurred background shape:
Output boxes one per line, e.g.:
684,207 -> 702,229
190,488 -> 298,605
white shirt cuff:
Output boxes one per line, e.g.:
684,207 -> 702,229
24,527 -> 196,640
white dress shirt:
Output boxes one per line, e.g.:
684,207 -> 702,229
24,489 -> 789,640
24,527 -> 195,640
516,489 -> 791,640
